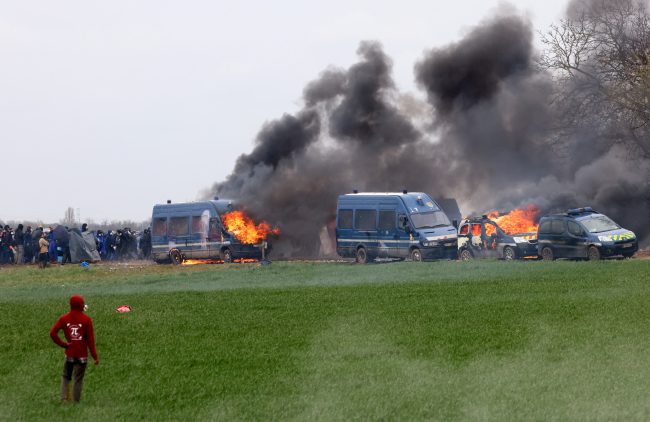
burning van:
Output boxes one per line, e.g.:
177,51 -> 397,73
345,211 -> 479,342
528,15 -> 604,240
457,210 -> 539,261
150,199 -> 277,264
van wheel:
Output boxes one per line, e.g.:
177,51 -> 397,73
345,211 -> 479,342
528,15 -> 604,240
587,246 -> 601,261
459,249 -> 472,261
503,246 -> 516,261
220,248 -> 232,263
356,247 -> 368,264
541,247 -> 554,261
170,249 -> 183,265
410,248 -> 423,262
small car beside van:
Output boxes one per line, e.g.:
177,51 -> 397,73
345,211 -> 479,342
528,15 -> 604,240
335,191 -> 458,263
151,199 -> 266,264
537,207 -> 638,260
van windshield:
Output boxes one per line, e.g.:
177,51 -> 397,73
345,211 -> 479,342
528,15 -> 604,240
410,211 -> 451,229
579,215 -> 620,233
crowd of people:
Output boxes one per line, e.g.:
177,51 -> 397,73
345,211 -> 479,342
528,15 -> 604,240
0,223 -> 152,266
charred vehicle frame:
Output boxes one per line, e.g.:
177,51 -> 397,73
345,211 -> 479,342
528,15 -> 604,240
457,216 -> 537,261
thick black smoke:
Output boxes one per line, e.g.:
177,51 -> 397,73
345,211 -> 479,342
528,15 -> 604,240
210,9 -> 650,255
211,42 -> 443,256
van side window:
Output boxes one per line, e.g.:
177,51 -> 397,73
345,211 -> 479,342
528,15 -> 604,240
568,221 -> 583,236
539,220 -> 551,234
355,210 -> 377,231
169,217 -> 189,236
152,217 -> 167,236
209,219 -> 222,238
378,211 -> 396,230
551,220 -> 566,234
471,224 -> 482,236
338,209 -> 353,229
191,216 -> 204,234
459,224 -> 469,235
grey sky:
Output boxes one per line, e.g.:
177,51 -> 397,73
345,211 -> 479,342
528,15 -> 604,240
0,0 -> 568,224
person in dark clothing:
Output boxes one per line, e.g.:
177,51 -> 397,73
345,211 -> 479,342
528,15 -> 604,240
48,229 -> 57,262
139,228 -> 152,259
115,230 -> 124,260
0,225 -> 13,264
105,231 -> 115,261
63,227 -> 71,264
81,223 -> 88,233
50,295 -> 99,402
13,224 -> 24,265
23,226 -> 33,264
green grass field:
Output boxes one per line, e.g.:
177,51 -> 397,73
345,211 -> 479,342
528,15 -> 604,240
1,259 -> 650,421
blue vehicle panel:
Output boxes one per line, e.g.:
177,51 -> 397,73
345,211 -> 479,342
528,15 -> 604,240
336,192 -> 458,262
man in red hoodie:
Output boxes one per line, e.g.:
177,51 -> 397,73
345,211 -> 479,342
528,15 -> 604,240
50,295 -> 99,402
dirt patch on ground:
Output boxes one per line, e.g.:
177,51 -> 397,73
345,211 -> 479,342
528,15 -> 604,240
635,248 -> 650,259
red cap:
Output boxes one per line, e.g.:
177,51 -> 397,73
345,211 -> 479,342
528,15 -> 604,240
70,295 -> 85,311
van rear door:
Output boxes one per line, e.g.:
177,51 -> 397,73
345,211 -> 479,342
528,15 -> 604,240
151,215 -> 168,259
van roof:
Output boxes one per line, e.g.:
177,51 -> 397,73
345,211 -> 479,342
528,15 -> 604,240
541,207 -> 601,220
153,199 -> 235,214
339,192 -> 427,197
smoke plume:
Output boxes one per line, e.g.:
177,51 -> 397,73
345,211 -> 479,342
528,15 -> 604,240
210,7 -> 650,256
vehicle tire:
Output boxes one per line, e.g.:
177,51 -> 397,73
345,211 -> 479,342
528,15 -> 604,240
169,249 -> 183,265
220,248 -> 233,263
503,246 -> 516,261
587,246 -> 601,261
459,249 -> 473,261
356,247 -> 368,264
541,247 -> 554,261
410,248 -> 423,262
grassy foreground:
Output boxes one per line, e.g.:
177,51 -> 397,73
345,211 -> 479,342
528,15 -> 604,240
1,260 -> 650,421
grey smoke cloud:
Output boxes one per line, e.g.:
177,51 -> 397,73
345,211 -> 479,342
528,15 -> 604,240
210,8 -> 650,255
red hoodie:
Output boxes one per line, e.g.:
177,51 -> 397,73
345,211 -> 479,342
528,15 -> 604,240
50,295 -> 98,362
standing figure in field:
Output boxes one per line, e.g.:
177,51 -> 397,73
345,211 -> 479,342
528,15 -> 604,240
13,224 -> 24,265
23,226 -> 33,264
49,295 -> 99,403
38,232 -> 49,268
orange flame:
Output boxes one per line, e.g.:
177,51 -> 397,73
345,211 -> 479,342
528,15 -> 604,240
222,210 -> 280,244
182,259 -> 223,265
486,204 -> 540,235
181,258 -> 259,266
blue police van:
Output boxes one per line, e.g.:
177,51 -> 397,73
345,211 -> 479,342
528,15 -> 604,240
537,207 -> 638,260
336,191 -> 458,263
151,199 -> 265,264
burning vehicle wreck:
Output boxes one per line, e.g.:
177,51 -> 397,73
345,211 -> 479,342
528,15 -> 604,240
457,207 -> 539,261
150,199 -> 278,265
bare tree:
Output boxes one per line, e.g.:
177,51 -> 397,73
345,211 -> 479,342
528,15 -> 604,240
61,207 -> 75,227
540,0 -> 650,158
